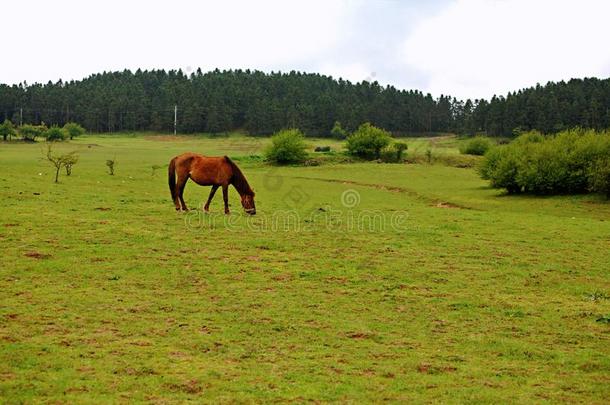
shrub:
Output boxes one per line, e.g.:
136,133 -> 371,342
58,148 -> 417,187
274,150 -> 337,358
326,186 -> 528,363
425,149 -> 433,164
589,158 -> 610,198
393,142 -> 408,161
478,145 -> 524,193
64,154 -> 79,176
346,123 -> 392,159
379,148 -> 398,163
515,130 -> 544,144
331,121 -> 347,139
314,146 -> 331,152
0,119 -> 16,141
44,126 -> 67,142
379,142 -> 408,163
63,122 -> 86,139
460,136 -> 493,155
478,146 -> 501,181
19,124 -> 47,142
479,129 -> 610,195
265,129 -> 308,164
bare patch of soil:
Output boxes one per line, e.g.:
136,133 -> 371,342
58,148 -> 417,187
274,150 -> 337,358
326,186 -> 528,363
24,251 -> 51,259
435,202 -> 461,209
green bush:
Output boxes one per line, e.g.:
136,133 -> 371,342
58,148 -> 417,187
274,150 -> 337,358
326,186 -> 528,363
19,124 -> 47,142
314,146 -> 331,152
478,129 -> 610,195
515,130 -> 544,144
63,122 -> 86,139
346,123 -> 392,159
265,129 -> 308,164
379,148 -> 398,163
44,126 -> 67,142
0,119 -> 16,141
393,142 -> 408,161
460,136 -> 493,155
588,158 -> 610,198
478,145 -> 522,193
379,142 -> 409,163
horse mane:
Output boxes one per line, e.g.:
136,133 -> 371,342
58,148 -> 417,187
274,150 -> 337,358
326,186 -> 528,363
225,156 -> 254,196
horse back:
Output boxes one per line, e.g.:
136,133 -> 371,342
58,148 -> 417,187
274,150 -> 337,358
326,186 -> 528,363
174,153 -> 233,186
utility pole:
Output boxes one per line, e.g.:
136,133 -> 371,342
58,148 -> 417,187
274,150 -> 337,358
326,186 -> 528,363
173,105 -> 177,135
20,107 -> 23,126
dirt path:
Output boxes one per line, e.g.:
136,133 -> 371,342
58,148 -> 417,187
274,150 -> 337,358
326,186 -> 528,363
287,175 -> 472,209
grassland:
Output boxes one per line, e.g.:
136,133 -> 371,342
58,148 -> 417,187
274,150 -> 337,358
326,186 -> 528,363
1,134 -> 609,403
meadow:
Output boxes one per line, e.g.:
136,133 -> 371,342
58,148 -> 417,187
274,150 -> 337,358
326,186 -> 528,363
1,134 -> 609,403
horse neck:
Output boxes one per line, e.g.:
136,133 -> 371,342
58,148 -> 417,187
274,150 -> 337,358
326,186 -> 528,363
231,172 -> 252,196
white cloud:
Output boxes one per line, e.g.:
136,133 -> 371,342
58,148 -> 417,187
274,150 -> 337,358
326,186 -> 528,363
2,0 -> 608,100
403,0 -> 610,99
1,0 -> 353,84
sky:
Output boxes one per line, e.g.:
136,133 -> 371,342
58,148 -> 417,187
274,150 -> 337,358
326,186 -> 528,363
2,0 -> 609,100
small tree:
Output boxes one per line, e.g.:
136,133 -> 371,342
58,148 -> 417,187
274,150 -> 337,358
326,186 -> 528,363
346,123 -> 392,159
44,125 -> 67,142
330,121 -> 347,139
45,144 -> 78,183
0,119 -> 16,141
63,122 -> 86,140
264,129 -> 308,164
20,124 -> 47,142
393,142 -> 408,161
106,158 -> 117,175
64,154 -> 79,175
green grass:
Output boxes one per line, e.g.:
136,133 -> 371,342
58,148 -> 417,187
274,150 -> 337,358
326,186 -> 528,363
1,134 -> 609,403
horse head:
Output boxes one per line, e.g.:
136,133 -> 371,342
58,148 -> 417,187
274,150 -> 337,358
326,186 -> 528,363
241,191 -> 256,215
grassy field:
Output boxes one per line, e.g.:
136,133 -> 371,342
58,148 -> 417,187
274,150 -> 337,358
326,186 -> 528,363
1,134 -> 609,403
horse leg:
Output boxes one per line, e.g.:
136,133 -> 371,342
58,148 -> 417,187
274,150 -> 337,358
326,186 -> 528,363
177,175 -> 189,211
204,185 -> 219,212
222,184 -> 230,214
173,174 -> 184,211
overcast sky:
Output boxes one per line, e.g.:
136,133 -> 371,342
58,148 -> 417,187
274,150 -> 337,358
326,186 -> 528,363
3,0 -> 609,100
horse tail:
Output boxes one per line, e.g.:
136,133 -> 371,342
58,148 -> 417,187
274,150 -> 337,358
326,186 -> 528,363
168,157 -> 177,201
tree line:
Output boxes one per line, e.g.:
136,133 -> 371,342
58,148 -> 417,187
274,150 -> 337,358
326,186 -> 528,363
0,69 -> 608,137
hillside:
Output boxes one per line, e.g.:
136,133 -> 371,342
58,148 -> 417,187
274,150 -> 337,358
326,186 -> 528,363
1,70 -> 608,136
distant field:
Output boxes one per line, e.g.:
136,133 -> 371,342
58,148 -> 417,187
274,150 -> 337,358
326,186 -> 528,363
1,134 -> 609,402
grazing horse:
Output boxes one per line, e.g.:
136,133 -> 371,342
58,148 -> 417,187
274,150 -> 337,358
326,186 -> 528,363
168,153 -> 256,214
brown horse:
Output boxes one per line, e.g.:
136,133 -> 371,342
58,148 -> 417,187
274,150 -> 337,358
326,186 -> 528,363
168,153 -> 256,214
